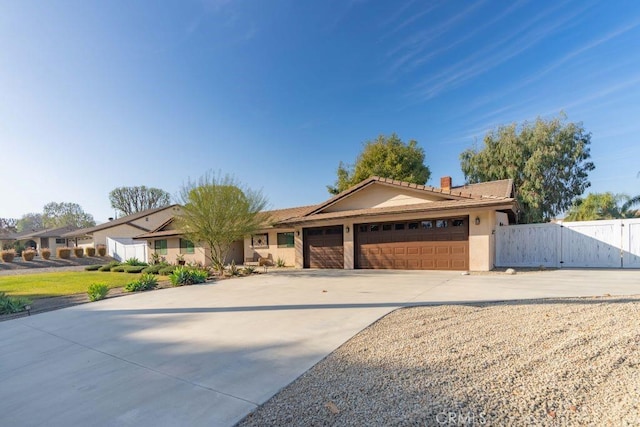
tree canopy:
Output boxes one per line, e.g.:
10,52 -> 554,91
176,172 -> 268,272
16,213 -> 44,233
460,114 -> 595,223
328,134 -> 431,195
42,202 -> 96,229
564,192 -> 638,221
109,186 -> 172,216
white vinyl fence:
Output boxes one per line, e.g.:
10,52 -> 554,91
496,219 -> 640,268
106,237 -> 148,262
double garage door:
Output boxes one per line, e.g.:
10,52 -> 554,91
304,217 -> 469,270
355,217 -> 469,270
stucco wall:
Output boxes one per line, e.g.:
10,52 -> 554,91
130,207 -> 180,231
147,237 -> 208,266
469,210 -> 497,271
244,228 -> 296,266
92,224 -> 147,247
324,185 -> 444,213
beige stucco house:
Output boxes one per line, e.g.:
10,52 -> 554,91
63,205 -> 183,248
9,226 -> 78,254
132,176 -> 517,271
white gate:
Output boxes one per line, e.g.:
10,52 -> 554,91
106,237 -> 148,262
496,219 -> 640,269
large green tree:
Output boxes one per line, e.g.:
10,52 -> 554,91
460,114 -> 595,223
564,192 -> 637,221
109,186 -> 172,216
42,202 -> 96,229
16,213 -> 44,232
328,133 -> 431,195
176,172 -> 269,273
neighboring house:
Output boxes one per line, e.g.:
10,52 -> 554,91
133,176 -> 517,271
62,205 -> 183,248
10,226 -> 78,254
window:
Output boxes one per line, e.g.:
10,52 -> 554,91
277,232 -> 294,248
370,224 -> 380,232
421,221 -> 433,229
436,220 -> 448,228
307,229 -> 323,236
55,238 -> 66,244
180,238 -> 195,254
358,225 -> 368,233
252,234 -> 269,248
154,239 -> 168,255
325,227 -> 343,235
395,223 -> 405,230
452,219 -> 465,227
408,222 -> 419,230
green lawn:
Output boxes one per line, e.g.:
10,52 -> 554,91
0,272 -> 143,299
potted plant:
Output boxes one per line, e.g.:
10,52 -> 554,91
176,254 -> 186,266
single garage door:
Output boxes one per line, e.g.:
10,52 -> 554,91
304,226 -> 344,268
355,217 -> 469,270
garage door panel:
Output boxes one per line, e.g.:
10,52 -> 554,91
356,218 -> 469,271
304,227 -> 344,269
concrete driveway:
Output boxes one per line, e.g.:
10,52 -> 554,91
1,269 -> 638,426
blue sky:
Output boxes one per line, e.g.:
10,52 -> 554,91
1,0 -> 639,223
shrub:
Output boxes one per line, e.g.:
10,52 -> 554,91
125,257 -> 147,266
1,249 -> 16,263
57,247 -> 72,259
84,264 -> 102,271
158,265 -> 176,276
98,261 -> 120,272
242,266 -> 256,275
0,292 -> 31,314
73,247 -> 84,258
226,260 -> 240,277
110,265 -> 127,272
85,247 -> 96,257
12,242 -> 25,256
87,283 -> 109,302
275,257 -> 286,268
41,248 -> 51,260
124,273 -> 158,292
123,265 -> 146,274
22,250 -> 36,261
169,266 -> 208,286
96,245 -> 107,256
142,263 -> 168,274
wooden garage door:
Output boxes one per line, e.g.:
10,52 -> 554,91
304,226 -> 344,268
355,218 -> 469,270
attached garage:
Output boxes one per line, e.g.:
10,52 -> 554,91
303,226 -> 344,268
355,217 -> 469,270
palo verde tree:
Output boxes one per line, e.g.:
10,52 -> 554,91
176,172 -> 269,273
460,113 -> 595,223
109,186 -> 172,216
42,202 -> 96,229
328,133 -> 431,195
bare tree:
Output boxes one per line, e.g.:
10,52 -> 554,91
109,186 -> 172,216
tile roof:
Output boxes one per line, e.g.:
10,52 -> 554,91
13,226 -> 79,239
452,179 -> 514,199
63,204 -> 181,237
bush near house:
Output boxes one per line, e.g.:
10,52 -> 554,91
96,245 -> 107,256
87,283 -> 109,302
85,264 -> 102,271
1,250 -> 16,263
73,247 -> 84,258
57,247 -> 72,259
22,250 -> 36,261
142,263 -> 169,274
110,265 -> 127,272
85,247 -> 96,257
158,265 -> 176,276
98,261 -> 121,272
125,258 -> 147,267
0,292 -> 31,314
169,266 -> 209,286
124,274 -> 158,292
41,248 -> 51,260
123,265 -> 146,274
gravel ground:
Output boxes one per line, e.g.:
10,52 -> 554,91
238,296 -> 640,426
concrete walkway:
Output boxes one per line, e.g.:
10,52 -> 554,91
1,269 -> 638,426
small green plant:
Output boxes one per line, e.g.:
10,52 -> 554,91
176,253 -> 185,265
84,264 -> 102,271
22,250 -> 36,261
123,265 -> 146,274
41,248 -> 51,260
150,252 -> 166,265
0,292 -> 31,314
57,247 -> 72,259
275,257 -> 286,268
96,245 -> 107,256
241,266 -> 256,275
0,249 -> 16,263
73,247 -> 84,258
87,283 -> 109,302
98,261 -> 121,272
125,257 -> 147,266
124,273 -> 158,292
169,266 -> 208,286
142,263 -> 169,274
110,265 -> 127,272
158,265 -> 176,275
227,260 -> 240,276
85,247 -> 96,257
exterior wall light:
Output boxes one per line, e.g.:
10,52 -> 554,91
475,217 -> 481,225
296,230 -> 300,236
345,226 -> 350,233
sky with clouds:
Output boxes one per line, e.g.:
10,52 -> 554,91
1,0 -> 639,223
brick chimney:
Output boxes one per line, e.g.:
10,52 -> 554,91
440,176 -> 452,191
